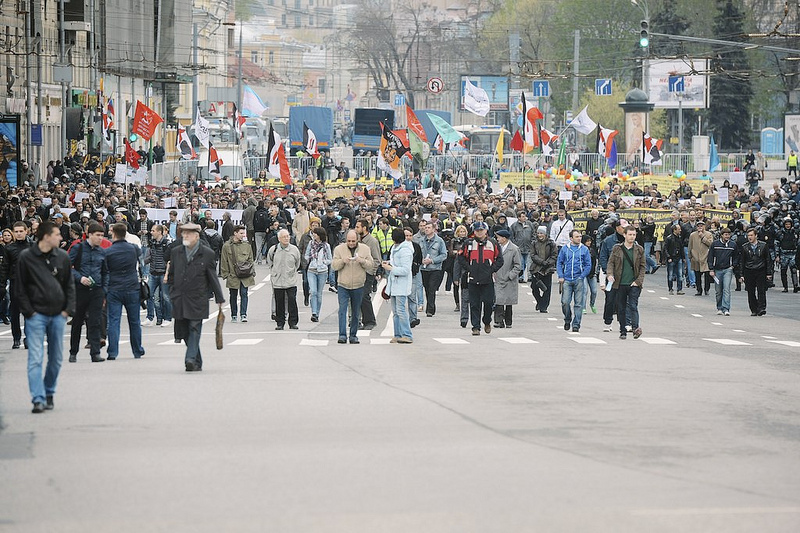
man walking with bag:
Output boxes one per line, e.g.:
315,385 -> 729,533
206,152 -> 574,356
606,225 -> 646,340
220,225 -> 255,323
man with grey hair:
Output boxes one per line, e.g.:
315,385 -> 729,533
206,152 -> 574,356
267,228 -> 301,330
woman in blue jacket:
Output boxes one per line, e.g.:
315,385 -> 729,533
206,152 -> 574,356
383,228 -> 413,343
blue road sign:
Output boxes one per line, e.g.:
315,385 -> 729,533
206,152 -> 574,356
595,79 -> 612,96
394,94 -> 405,106
532,80 -> 550,98
31,124 -> 43,146
668,76 -> 685,93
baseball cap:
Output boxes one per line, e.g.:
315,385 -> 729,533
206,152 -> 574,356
472,221 -> 489,232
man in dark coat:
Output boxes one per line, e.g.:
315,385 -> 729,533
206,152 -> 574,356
167,222 -> 225,372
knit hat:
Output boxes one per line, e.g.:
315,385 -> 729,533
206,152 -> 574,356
536,226 -> 547,234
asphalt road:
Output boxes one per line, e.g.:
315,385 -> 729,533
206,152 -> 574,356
1,267 -> 799,533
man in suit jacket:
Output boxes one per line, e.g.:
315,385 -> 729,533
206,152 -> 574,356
167,222 -> 225,372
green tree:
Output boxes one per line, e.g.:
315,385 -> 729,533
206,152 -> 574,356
707,0 -> 754,150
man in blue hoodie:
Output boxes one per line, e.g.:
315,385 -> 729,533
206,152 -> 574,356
556,229 -> 593,332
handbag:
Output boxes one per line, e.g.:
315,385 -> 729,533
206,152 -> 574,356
381,285 -> 390,300
234,260 -> 255,278
139,279 -> 150,309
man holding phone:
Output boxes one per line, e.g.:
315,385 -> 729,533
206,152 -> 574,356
331,230 -> 373,344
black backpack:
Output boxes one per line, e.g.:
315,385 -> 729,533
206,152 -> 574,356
253,209 -> 269,232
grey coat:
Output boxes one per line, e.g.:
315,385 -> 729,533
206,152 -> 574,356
494,241 -> 522,305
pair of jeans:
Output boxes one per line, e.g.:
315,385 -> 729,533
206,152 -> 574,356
518,253 -> 529,281
561,278 -> 586,329
70,285 -> 103,357
644,242 -> 657,272
714,266 -> 733,312
255,232 -> 267,260
683,247 -> 695,286
337,286 -> 363,340
408,272 -> 422,321
468,283 -> 495,329
106,289 -> 144,359
327,265 -> 338,288
531,273 -> 552,312
457,283 -> 470,324
421,269 -> 444,315
229,286 -> 249,318
26,312 -> 67,404
307,270 -> 327,316
616,284 -> 641,333
667,259 -> 684,291
148,274 -> 172,321
360,274 -> 377,327
391,295 -> 412,340
743,268 -> 767,314
494,305 -> 512,326
585,275 -> 597,308
274,286 -> 298,326
176,318 -> 203,368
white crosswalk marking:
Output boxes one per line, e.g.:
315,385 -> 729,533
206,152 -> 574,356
356,330 -> 370,337
370,338 -> 392,344
711,322 -> 723,326
158,340 -> 179,346
647,290 -> 655,293
638,337 -> 677,345
704,338 -> 752,346
570,337 -> 606,344
434,338 -> 469,344
228,339 -> 263,346
675,305 -> 685,308
732,329 -> 746,333
660,297 -> 669,300
547,318 -> 557,321
499,337 -> 538,344
768,340 -> 800,347
300,339 -> 328,346
762,335 -> 777,339
691,314 -> 703,317
251,283 -> 265,291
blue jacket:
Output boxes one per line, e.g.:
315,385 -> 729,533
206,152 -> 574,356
69,240 -> 107,288
386,240 -> 413,296
556,243 -> 592,282
599,231 -> 623,272
418,234 -> 447,271
104,240 -> 141,292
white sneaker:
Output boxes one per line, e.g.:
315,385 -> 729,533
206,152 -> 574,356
603,324 -> 613,332
231,316 -> 237,323
241,315 -> 248,323
142,319 -> 154,327
723,311 -> 730,316
161,319 -> 172,327
716,310 -> 723,315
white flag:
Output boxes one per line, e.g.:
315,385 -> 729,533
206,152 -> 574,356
568,106 -> 597,135
463,78 -> 490,117
193,104 -> 210,150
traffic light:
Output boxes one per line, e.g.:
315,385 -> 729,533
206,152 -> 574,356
129,132 -> 138,143
640,20 -> 650,48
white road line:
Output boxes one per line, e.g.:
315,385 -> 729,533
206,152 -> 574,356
704,338 -> 752,346
762,335 -> 777,339
674,304 -> 685,308
732,329 -> 747,333
434,338 -> 469,344
638,337 -> 677,345
691,313 -> 703,317
373,279 -> 386,317
547,317 -> 557,321
251,283 -> 265,291
570,337 -> 606,344
499,337 -> 538,344
768,340 -> 800,347
380,311 -> 394,337
228,338 -> 263,345
647,290 -> 655,293
158,340 -> 179,346
660,297 -> 669,300
711,322 -> 723,326
299,339 -> 328,346
629,507 -> 800,517
370,338 -> 391,344
262,275 -> 271,282
0,330 -> 12,336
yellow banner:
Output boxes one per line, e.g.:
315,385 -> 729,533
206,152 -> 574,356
500,172 -> 712,193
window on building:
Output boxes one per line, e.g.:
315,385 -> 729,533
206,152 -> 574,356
251,51 -> 258,63
295,0 -> 301,8
319,78 -> 326,94
227,28 -> 235,48
269,51 -> 275,64
281,14 -> 286,26
309,15 -> 314,26
309,0 -> 314,5
294,15 -> 301,27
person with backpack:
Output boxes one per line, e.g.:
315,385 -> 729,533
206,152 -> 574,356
252,200 -> 270,264
203,219 -> 224,272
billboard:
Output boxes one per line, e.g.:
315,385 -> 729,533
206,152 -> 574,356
460,76 -> 508,111
647,59 -> 709,109
0,115 -> 21,188
784,115 -> 800,156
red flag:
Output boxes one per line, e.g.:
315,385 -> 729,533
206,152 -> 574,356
208,142 -> 223,176
131,100 -> 164,141
509,130 -> 524,152
267,123 -> 292,185
124,139 -> 140,169
232,103 -> 246,139
176,125 -> 197,160
303,122 -> 320,159
406,107 -> 428,143
521,92 -> 540,148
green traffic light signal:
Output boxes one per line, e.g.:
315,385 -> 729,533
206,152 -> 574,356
640,20 -> 649,48
129,133 -> 138,143
640,35 -> 649,47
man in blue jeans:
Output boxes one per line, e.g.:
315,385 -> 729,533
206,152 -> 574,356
104,223 -> 145,360
556,230 -> 592,332
15,221 -> 75,413
331,230 -> 373,344
708,226 -> 739,316
607,226 -> 647,340
146,224 -> 172,326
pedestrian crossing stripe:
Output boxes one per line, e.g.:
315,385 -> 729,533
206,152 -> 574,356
434,338 -> 469,344
499,337 -> 539,344
637,337 -> 677,345
228,339 -> 263,346
767,340 -> 800,347
300,339 -> 328,346
569,337 -> 607,344
703,338 -> 751,346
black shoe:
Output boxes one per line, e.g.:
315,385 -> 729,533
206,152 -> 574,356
338,338 -> 347,344
32,402 -> 46,413
426,312 -> 433,317
349,337 -> 360,344
540,309 -> 548,313
694,292 -> 703,296
494,323 -> 505,328
484,323 -> 491,334
461,321 -> 468,328
106,356 -> 116,360
271,313 -> 276,321
795,287 -> 800,293
1,317 -> 8,325
304,295 -> 310,306
275,325 -> 284,330
410,319 -> 420,328
84,342 -> 90,349
619,333 -> 627,340
651,266 -> 660,275
758,311 -> 766,316
572,327 -> 579,332
156,320 -> 163,326
751,312 -> 758,316
12,341 -> 19,349
564,322 -> 570,331
328,286 -> 338,293
311,315 -> 318,322
361,323 -> 376,330
454,305 -> 460,312
185,362 -> 199,372
45,396 -> 54,410
633,327 -> 643,339
91,355 -> 105,363
782,288 -> 789,293
23,338 -> 27,349
68,354 -> 77,363
535,303 -> 539,311
472,328 -> 480,336
289,325 -> 299,330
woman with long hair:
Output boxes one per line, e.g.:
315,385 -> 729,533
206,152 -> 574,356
304,227 -> 332,322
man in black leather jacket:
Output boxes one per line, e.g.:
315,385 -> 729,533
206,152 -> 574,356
736,228 -> 771,316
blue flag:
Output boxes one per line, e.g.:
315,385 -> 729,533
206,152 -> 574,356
709,134 -> 720,173
607,139 -> 617,168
